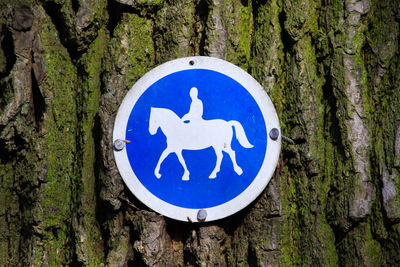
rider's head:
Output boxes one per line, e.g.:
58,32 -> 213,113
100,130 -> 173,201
189,87 -> 198,99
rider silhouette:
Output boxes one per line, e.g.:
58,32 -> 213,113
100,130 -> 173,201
182,87 -> 203,123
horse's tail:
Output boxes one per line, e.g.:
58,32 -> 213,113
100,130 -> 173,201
229,121 -> 253,148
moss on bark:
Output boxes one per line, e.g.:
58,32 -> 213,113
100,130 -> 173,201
0,0 -> 399,266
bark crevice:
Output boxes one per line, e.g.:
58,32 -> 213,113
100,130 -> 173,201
41,1 -> 81,60
0,25 -> 15,79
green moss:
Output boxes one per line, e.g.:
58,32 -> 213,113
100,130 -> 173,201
223,0 -> 253,69
352,223 -> 382,266
250,0 -> 284,99
366,0 -> 400,220
135,0 -> 164,8
31,6 -> 78,265
366,1 -> 399,64
0,163 -> 20,266
279,27 -> 339,267
74,28 -> 107,265
153,0 -> 194,61
1,0 -> 36,4
111,13 -> 155,87
282,0 -> 319,41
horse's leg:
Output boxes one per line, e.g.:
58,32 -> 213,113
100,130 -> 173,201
224,146 -> 243,175
175,150 -> 190,181
154,147 -> 171,178
209,148 -> 223,179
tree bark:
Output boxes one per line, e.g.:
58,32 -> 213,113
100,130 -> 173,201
0,0 -> 399,266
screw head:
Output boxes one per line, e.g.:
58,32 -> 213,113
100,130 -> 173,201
197,209 -> 207,222
269,128 -> 280,140
113,139 -> 125,151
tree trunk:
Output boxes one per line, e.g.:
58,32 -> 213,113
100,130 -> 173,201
0,0 -> 399,266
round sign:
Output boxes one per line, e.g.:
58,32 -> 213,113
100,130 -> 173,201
113,57 -> 281,222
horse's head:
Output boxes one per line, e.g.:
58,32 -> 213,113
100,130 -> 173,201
149,107 -> 180,135
149,107 -> 160,135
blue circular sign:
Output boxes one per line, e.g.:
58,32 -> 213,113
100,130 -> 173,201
113,57 -> 280,222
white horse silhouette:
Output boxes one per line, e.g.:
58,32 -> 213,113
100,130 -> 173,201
149,107 -> 253,181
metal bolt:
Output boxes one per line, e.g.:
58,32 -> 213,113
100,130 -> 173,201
269,128 -> 280,140
113,139 -> 125,151
197,209 -> 207,222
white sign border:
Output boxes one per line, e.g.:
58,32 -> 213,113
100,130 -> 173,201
113,56 -> 281,222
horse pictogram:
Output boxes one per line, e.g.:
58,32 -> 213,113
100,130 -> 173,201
149,88 -> 254,181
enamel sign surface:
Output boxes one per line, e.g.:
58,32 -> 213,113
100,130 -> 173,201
113,57 -> 281,222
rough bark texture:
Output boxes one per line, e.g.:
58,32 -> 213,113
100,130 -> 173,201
0,0 -> 399,266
